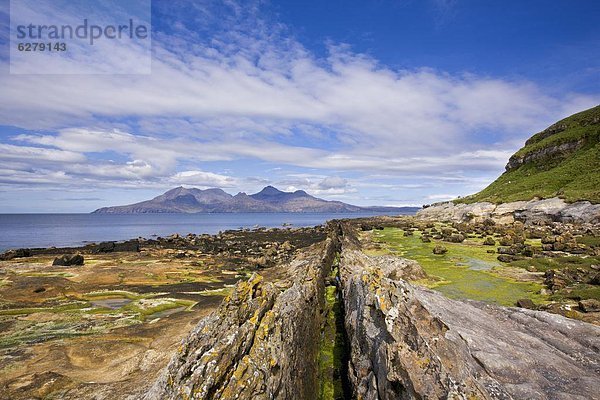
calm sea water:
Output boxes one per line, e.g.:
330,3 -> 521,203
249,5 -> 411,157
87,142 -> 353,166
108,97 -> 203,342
0,212 -> 400,252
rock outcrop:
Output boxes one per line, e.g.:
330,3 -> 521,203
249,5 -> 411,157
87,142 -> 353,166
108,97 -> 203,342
338,242 -> 600,400
418,197 -> 600,224
144,238 -> 338,400
52,254 -> 84,266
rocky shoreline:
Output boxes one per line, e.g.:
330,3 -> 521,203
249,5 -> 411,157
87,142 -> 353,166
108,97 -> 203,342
1,217 -> 600,399
418,196 -> 600,224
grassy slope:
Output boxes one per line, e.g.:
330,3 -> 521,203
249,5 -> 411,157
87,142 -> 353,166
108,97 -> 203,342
458,105 -> 600,204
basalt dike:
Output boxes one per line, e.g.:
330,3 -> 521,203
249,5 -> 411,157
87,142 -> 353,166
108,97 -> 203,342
144,220 -> 600,400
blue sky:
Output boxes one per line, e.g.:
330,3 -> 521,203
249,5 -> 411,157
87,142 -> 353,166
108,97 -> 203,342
0,0 -> 599,212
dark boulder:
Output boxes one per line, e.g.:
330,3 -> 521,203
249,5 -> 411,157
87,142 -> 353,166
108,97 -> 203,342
445,233 -> 465,243
516,299 -> 536,309
483,237 -> 496,246
432,245 -> 448,255
497,246 -> 517,255
0,248 -> 31,260
52,254 -> 84,266
91,240 -> 139,253
497,254 -> 520,263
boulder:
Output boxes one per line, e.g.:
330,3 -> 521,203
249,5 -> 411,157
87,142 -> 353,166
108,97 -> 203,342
91,240 -> 139,253
516,298 -> 536,309
483,237 -> 496,246
0,248 -> 31,260
52,254 -> 84,266
497,254 -> 519,263
579,299 -> 600,313
432,245 -> 448,255
445,233 -> 465,243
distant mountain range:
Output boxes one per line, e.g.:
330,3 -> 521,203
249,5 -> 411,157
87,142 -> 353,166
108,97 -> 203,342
92,186 -> 419,214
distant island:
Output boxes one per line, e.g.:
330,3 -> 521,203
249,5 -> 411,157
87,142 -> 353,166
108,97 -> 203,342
92,185 -> 420,214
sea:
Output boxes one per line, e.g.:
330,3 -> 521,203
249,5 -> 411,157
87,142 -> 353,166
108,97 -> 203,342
0,212 -> 408,252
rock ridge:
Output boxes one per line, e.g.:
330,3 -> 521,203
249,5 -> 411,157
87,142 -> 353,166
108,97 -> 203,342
144,237 -> 338,400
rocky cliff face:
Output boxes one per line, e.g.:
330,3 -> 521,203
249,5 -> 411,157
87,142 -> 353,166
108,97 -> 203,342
145,221 -> 600,400
505,138 -> 585,171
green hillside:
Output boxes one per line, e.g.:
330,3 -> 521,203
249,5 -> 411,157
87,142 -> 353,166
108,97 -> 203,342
458,105 -> 600,204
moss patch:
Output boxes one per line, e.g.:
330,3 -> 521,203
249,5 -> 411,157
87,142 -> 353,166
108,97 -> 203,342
318,285 -> 347,400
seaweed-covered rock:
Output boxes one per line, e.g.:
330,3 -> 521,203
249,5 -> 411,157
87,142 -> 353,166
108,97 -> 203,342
483,236 -> 496,246
432,245 -> 448,255
52,254 -> 84,266
0,248 -> 31,260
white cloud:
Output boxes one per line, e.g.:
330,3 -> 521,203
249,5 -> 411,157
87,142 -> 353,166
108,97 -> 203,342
426,194 -> 460,201
170,170 -> 238,187
317,176 -> 346,189
0,143 -> 86,163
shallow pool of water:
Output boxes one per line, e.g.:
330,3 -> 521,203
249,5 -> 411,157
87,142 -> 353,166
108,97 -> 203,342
90,298 -> 132,309
147,306 -> 186,319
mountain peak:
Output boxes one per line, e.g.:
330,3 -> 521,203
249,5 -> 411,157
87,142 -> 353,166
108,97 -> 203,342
255,185 -> 284,196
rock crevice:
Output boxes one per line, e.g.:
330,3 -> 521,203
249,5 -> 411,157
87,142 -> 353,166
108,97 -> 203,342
144,237 -> 338,400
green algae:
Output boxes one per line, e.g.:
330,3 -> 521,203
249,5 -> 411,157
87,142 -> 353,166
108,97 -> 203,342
82,289 -> 162,301
318,285 -> 347,400
0,313 -> 140,348
372,228 -> 547,306
0,301 -> 90,316
20,271 -> 76,278
196,287 -> 233,296
121,298 -> 196,321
